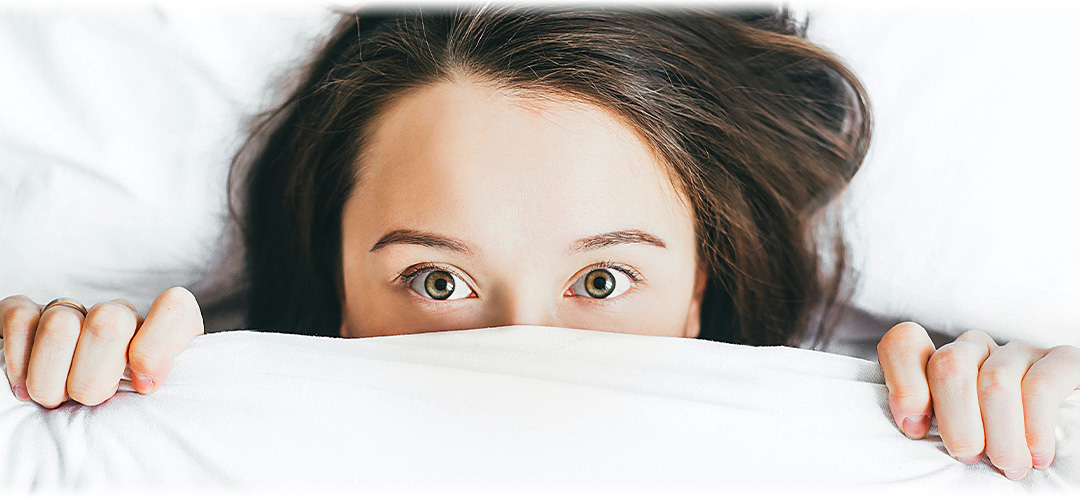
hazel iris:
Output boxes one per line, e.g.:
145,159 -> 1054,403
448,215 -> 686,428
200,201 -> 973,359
425,270 -> 455,300
584,269 -> 616,298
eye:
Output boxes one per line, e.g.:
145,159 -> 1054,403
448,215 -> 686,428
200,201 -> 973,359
568,267 -> 634,299
409,268 -> 475,301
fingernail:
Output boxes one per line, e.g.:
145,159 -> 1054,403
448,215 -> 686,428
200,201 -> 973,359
1003,469 -> 1028,480
954,454 -> 982,465
13,384 -> 29,402
901,415 -> 928,438
132,373 -> 155,394
1032,454 -> 1051,469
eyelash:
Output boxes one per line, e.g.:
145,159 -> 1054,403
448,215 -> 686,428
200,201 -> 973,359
395,262 -> 458,284
395,261 -> 646,289
579,261 -> 646,285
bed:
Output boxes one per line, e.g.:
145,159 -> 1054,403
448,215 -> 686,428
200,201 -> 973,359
1,1 -> 1078,492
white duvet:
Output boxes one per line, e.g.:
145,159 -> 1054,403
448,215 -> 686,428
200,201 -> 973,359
2,326 -> 1077,492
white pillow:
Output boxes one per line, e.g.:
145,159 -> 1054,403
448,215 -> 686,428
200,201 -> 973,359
0,3 -> 337,328
2,4 -> 1076,349
808,8 -> 1080,348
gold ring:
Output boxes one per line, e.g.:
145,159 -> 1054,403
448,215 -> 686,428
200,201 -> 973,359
42,297 -> 88,316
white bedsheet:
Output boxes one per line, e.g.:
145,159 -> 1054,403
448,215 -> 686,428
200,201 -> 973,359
1,326 -> 1076,492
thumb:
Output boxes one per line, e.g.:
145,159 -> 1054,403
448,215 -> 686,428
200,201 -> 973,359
877,322 -> 937,439
126,287 -> 204,394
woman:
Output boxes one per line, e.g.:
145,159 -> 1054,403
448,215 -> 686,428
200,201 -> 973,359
1,5 -> 1076,481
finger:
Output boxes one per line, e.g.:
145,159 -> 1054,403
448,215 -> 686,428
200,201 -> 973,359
978,342 -> 1044,480
1022,345 -> 1080,471
66,300 -> 141,406
126,287 -> 204,394
927,329 -> 997,464
877,322 -> 937,439
25,304 -> 86,408
0,296 -> 43,401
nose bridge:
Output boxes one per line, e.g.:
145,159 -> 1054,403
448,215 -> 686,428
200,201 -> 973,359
483,283 -> 558,329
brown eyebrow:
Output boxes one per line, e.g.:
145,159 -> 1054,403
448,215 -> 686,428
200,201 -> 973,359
370,229 -> 474,254
569,229 -> 667,254
370,228 -> 666,255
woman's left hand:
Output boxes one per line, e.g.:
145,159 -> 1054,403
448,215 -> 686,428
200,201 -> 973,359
877,322 -> 1080,480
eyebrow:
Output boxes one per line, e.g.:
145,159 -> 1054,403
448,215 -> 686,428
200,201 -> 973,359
370,229 -> 474,254
568,229 -> 667,254
369,228 -> 667,254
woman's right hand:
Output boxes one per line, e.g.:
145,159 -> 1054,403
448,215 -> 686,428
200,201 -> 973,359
0,287 -> 203,408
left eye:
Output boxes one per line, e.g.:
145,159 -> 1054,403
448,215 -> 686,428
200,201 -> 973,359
568,268 -> 633,299
410,269 -> 474,301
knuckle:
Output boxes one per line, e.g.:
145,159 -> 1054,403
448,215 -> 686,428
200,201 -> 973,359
880,322 -> 927,345
956,329 -> 992,343
977,368 -> 1015,399
889,392 -> 930,417
927,347 -> 970,382
1052,345 -> 1080,359
36,313 -> 82,344
890,388 -> 930,407
160,287 -> 196,312
878,322 -> 931,360
84,304 -> 136,341
157,287 -> 203,327
126,344 -> 164,373
1,304 -> 39,333
109,298 -> 137,312
0,295 -> 33,310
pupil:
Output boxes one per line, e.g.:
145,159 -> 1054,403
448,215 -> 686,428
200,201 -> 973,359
585,269 -> 615,298
425,271 -> 455,299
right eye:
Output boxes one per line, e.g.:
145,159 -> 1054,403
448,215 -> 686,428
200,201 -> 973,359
409,268 -> 475,301
568,267 -> 634,299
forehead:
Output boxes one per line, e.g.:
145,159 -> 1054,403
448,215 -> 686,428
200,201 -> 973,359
350,79 -> 694,255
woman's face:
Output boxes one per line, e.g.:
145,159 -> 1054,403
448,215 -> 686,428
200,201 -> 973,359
339,79 -> 705,338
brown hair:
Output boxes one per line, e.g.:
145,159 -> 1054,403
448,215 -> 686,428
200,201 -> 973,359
230,4 -> 871,346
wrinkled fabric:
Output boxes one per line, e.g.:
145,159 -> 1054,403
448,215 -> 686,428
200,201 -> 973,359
1,326 -> 1076,492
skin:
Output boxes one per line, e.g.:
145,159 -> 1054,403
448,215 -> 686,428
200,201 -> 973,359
337,79 -> 705,339
1,78 -> 1077,481
0,288 -> 202,407
878,323 -> 1080,479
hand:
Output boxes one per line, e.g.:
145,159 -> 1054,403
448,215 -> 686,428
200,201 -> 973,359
878,322 -> 1080,480
1,287 -> 204,408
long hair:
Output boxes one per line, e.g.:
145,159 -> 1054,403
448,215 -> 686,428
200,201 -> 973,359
229,4 -> 871,346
